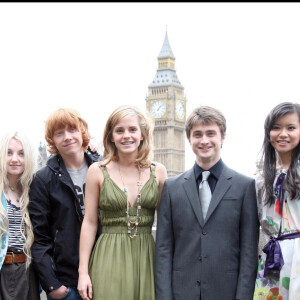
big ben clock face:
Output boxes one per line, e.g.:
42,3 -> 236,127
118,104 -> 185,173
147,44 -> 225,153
175,101 -> 185,119
151,100 -> 166,118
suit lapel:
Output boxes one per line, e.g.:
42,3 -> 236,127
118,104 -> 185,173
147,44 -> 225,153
183,168 -> 205,228
204,165 -> 233,224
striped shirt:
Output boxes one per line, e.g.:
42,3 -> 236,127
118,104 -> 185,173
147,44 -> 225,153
7,200 -> 24,251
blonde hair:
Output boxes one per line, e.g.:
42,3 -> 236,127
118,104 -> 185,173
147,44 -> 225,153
0,132 -> 37,267
102,105 -> 153,168
45,108 -> 91,155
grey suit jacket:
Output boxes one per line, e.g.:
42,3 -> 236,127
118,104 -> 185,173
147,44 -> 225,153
155,164 -> 259,300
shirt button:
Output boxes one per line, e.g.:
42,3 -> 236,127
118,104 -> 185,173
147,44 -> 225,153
202,231 -> 207,235
198,256 -> 202,261
196,280 -> 201,286
49,286 -> 54,290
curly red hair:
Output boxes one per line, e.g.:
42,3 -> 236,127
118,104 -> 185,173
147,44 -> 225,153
45,108 -> 90,155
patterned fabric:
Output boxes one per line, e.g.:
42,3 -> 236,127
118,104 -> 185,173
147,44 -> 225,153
0,193 -> 8,270
7,200 -> 24,251
254,168 -> 300,300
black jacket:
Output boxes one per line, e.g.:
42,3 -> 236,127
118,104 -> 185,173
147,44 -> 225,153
28,151 -> 101,294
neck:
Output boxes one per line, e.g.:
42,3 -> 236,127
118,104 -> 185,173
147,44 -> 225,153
61,150 -> 85,169
277,153 -> 292,170
196,157 -> 219,170
7,174 -> 21,190
117,153 -> 138,167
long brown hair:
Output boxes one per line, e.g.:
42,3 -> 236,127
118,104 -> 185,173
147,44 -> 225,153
102,105 -> 153,168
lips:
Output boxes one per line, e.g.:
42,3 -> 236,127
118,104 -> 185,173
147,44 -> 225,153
64,142 -> 76,147
199,147 -> 212,151
277,140 -> 289,145
121,141 -> 134,145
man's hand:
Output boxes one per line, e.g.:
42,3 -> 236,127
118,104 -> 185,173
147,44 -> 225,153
48,285 -> 68,299
88,141 -> 97,153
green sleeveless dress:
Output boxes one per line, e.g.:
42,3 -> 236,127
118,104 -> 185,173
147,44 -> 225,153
88,164 -> 159,300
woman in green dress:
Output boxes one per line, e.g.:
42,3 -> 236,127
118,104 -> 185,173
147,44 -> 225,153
78,105 -> 167,300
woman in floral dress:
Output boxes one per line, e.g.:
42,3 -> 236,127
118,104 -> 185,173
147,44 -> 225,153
254,102 -> 300,300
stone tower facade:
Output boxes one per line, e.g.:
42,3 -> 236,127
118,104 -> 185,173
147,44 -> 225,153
37,142 -> 48,170
146,31 -> 186,177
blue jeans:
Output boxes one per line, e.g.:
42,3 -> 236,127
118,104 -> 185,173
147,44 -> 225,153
47,287 -> 81,300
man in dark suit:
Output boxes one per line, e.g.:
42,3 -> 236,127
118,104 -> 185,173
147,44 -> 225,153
155,106 -> 259,300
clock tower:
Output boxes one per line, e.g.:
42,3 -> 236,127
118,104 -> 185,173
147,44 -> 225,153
146,31 -> 187,177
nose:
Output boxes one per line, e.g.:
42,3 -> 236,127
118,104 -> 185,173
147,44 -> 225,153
279,128 -> 288,138
63,131 -> 72,140
123,130 -> 130,138
200,134 -> 209,144
11,152 -> 19,162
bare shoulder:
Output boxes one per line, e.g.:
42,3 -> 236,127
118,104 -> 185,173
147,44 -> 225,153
87,162 -> 104,182
153,162 -> 168,181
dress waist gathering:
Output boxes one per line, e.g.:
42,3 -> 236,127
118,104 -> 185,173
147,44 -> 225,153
101,226 -> 152,234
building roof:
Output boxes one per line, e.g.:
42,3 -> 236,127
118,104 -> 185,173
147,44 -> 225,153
158,31 -> 175,59
149,69 -> 183,88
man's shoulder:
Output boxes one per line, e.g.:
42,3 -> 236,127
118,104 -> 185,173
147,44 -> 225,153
165,168 -> 193,185
224,165 -> 255,184
34,155 -> 59,181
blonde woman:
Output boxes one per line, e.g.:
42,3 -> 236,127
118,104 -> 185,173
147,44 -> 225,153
78,105 -> 167,300
0,132 -> 40,300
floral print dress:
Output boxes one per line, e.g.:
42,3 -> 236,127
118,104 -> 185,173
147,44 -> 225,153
253,168 -> 300,300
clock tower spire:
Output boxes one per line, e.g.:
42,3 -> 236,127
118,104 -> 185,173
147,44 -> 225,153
146,30 -> 187,177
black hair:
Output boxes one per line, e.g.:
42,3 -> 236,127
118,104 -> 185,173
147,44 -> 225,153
261,102 -> 300,205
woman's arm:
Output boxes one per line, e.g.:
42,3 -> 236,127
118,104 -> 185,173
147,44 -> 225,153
78,162 -> 103,300
155,163 -> 168,211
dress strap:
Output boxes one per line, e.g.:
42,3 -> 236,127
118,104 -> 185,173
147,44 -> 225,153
98,163 -> 109,179
150,162 -> 157,178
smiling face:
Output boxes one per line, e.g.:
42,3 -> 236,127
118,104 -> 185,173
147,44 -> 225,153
189,121 -> 225,168
52,125 -> 84,158
111,115 -> 144,157
7,138 -> 25,179
270,112 -> 300,161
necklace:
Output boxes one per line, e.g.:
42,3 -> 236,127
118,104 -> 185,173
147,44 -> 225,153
6,187 -> 20,203
118,162 -> 142,239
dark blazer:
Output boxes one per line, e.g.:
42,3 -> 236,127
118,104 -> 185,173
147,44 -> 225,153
28,152 -> 101,294
155,164 -> 259,300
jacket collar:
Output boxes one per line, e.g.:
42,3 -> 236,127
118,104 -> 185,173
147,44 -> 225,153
183,164 -> 233,227
47,152 -> 96,174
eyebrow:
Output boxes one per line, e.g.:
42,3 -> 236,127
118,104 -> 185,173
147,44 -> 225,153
7,148 -> 23,151
115,125 -> 138,129
193,129 -> 217,133
273,122 -> 297,126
